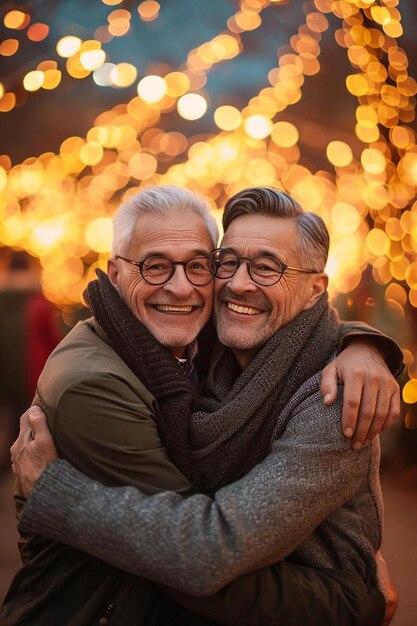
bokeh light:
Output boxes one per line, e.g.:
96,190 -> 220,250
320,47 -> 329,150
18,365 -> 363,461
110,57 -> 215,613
138,1 -> 160,22
1,0 -> 417,411
177,94 -> 208,120
137,75 -> 166,103
4,10 -> 30,30
27,23 -> 49,42
56,36 -> 82,58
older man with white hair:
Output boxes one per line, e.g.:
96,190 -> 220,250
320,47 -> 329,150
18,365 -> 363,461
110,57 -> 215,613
5,186 -> 401,625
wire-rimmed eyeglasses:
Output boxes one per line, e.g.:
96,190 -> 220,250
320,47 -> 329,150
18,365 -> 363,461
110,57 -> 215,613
115,254 -> 217,286
212,248 -> 318,287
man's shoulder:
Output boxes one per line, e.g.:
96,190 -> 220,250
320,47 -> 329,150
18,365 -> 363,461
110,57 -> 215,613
37,319 -> 155,407
42,318 -> 124,376
280,368 -> 331,415
273,357 -> 344,441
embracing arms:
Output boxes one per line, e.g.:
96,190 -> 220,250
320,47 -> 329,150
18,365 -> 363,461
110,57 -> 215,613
322,321 -> 402,445
17,388 -> 374,595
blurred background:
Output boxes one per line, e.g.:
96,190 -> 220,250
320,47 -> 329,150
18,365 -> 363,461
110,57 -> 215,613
0,0 -> 416,623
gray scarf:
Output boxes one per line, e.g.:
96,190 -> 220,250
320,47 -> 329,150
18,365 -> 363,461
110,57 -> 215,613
85,272 -> 339,494
190,293 -> 339,491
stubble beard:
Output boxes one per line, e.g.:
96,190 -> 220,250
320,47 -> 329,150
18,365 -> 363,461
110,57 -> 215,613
214,306 -> 278,352
148,322 -> 203,351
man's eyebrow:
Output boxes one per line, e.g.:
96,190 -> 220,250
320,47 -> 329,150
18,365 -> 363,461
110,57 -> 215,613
143,247 -> 214,258
225,246 -> 286,261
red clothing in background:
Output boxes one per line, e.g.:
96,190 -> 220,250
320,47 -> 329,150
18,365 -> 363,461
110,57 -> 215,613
26,292 -> 62,399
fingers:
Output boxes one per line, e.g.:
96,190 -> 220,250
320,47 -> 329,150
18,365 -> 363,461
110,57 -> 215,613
18,410 -> 33,445
380,389 -> 401,433
19,410 -> 31,432
361,383 -> 401,444
9,406 -> 57,498
331,340 -> 402,448
10,406 -> 50,473
10,409 -> 33,464
350,373 -> 380,446
340,375 -> 363,439
320,363 -> 338,406
28,405 -> 49,440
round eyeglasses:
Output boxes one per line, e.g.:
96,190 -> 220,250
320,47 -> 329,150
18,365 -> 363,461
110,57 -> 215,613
115,254 -> 217,286
212,248 -> 317,287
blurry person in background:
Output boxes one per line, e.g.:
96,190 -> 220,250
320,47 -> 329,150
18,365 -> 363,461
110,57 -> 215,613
0,251 -> 62,474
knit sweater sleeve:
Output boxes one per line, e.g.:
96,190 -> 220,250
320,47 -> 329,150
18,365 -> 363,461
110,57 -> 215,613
19,388 -> 374,596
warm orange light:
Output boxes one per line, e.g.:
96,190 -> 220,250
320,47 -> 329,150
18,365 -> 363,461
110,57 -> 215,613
403,379 -> 417,404
361,149 -> 386,175
128,152 -> 158,180
326,141 -> 353,168
0,92 -> 16,112
27,23 -> 49,42
85,218 -> 113,252
4,10 -> 30,30
110,63 -> 137,87
138,1 -> 160,21
42,70 -> 62,90
0,39 -> 19,56
214,106 -> 242,131
108,9 -> 131,36
367,229 -> 388,255
271,121 -> 299,148
165,72 -> 190,97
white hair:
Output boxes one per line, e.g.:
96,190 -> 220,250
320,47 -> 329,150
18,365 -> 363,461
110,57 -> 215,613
111,185 -> 219,256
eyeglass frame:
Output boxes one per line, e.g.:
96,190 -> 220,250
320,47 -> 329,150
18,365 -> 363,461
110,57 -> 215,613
114,254 -> 217,286
212,247 -> 318,287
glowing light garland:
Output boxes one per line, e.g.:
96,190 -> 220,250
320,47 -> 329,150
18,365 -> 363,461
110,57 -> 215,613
0,0 -> 416,409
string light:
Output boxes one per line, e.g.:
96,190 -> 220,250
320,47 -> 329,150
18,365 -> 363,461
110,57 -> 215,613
0,0 -> 416,406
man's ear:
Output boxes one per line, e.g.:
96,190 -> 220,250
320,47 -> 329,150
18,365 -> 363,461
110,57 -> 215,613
107,258 -> 120,290
302,273 -> 328,311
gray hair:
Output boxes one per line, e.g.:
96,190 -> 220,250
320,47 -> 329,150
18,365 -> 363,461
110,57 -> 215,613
222,187 -> 329,272
111,185 -> 219,256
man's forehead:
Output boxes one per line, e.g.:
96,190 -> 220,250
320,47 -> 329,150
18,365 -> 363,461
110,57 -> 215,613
128,213 -> 214,256
221,215 -> 299,258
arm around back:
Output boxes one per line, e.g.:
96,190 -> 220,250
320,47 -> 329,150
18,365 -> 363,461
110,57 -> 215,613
19,385 -> 377,596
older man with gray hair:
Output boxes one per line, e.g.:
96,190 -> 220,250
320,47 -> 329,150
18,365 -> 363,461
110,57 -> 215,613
6,186 -> 401,625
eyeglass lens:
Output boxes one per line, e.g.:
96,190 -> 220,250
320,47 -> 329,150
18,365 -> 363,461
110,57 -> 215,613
141,256 -> 215,285
214,250 -> 284,286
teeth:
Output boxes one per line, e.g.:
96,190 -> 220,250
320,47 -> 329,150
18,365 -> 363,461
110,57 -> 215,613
227,302 -> 261,316
155,305 -> 194,313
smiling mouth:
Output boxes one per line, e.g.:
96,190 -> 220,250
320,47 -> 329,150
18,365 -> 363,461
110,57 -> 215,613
153,304 -> 196,314
227,302 -> 262,316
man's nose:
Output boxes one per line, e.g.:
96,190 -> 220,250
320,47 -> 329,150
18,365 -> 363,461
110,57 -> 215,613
163,265 -> 194,297
226,262 -> 258,293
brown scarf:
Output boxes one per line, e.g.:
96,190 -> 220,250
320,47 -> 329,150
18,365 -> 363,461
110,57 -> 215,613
84,270 -> 339,493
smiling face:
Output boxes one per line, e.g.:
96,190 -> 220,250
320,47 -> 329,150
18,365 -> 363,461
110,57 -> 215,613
213,214 -> 328,369
108,209 -> 214,358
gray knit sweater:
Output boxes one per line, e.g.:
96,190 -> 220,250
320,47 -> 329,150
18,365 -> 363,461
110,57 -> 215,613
19,373 -> 382,597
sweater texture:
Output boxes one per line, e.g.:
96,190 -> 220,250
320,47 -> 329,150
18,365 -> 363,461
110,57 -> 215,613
20,373 -> 383,595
